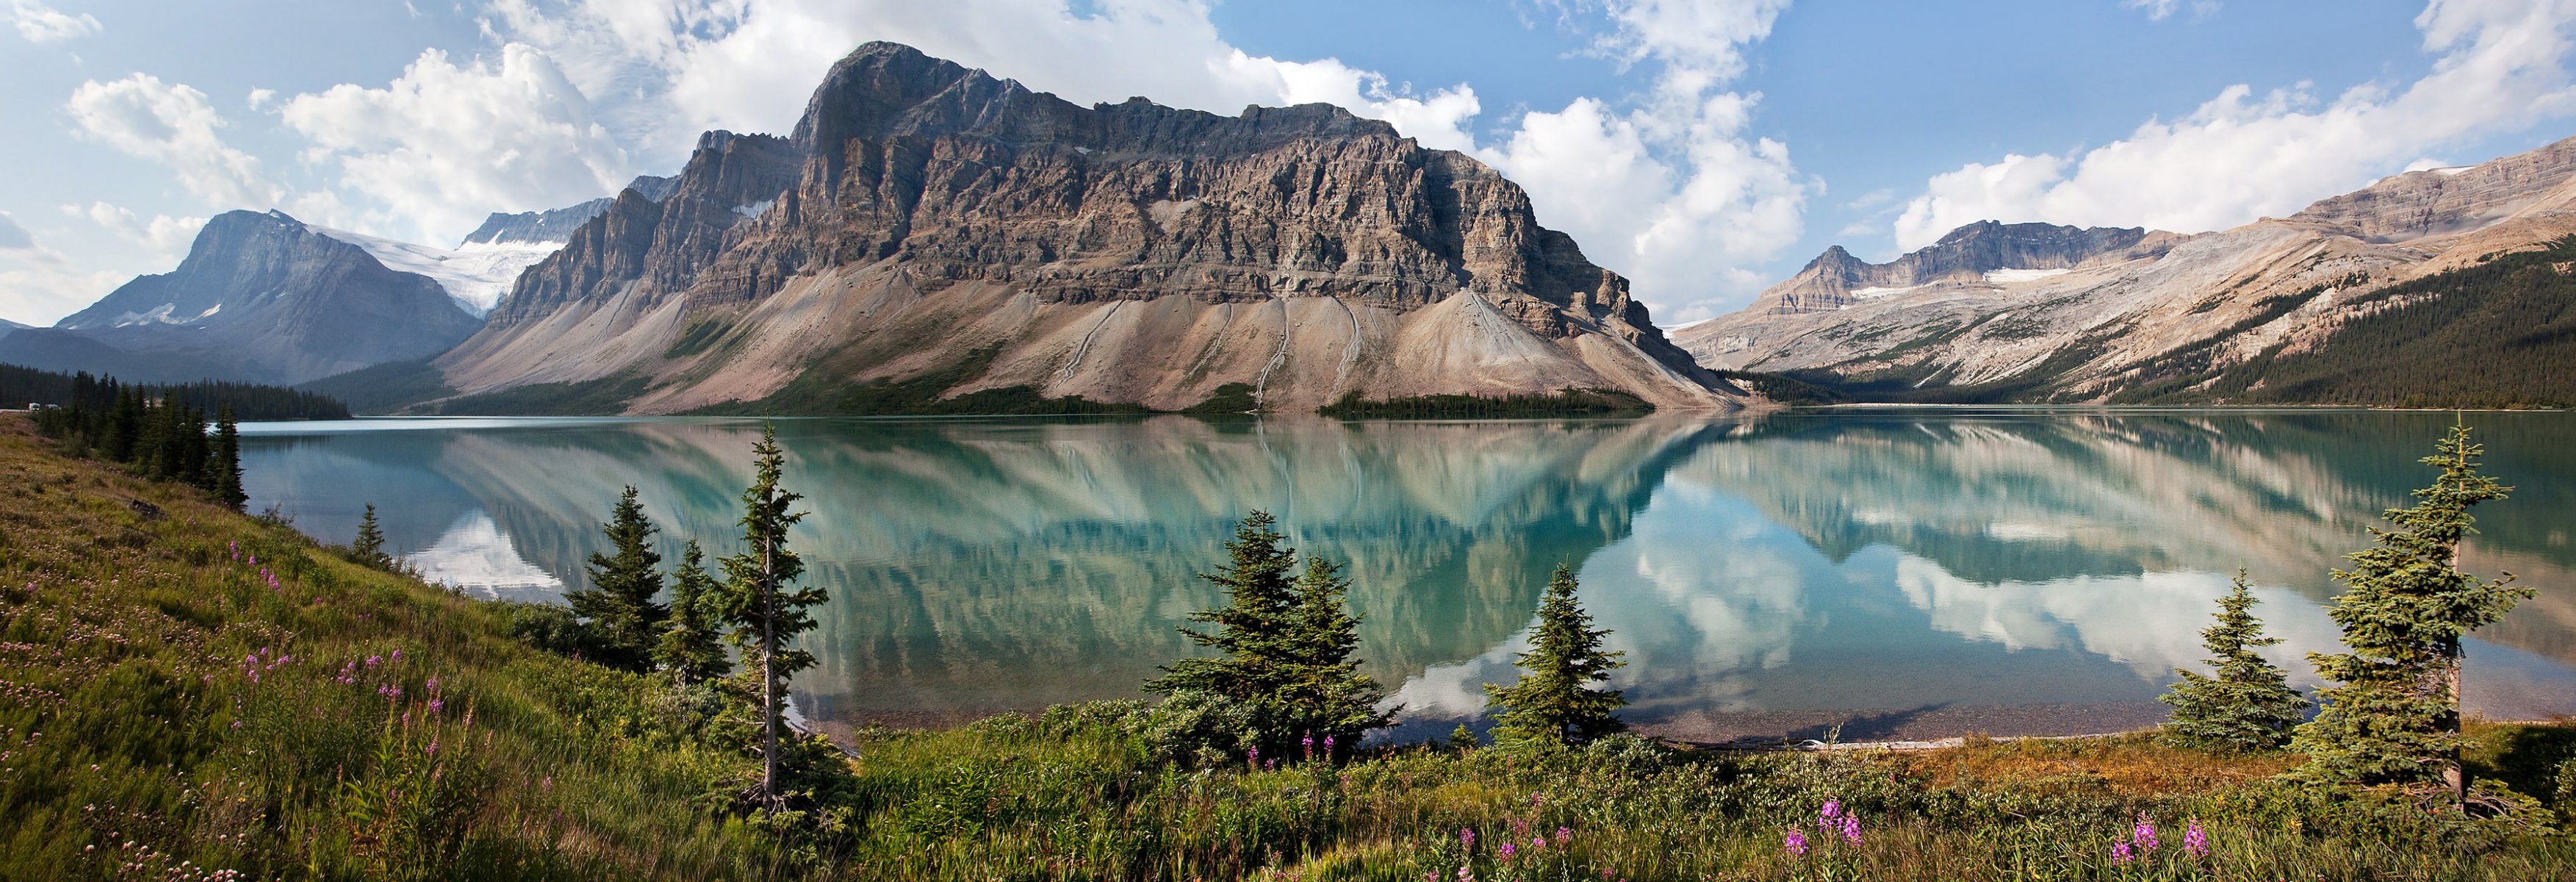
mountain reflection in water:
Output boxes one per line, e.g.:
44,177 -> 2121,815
240,410 -> 2576,741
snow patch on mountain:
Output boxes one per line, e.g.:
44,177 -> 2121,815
311,226 -> 561,316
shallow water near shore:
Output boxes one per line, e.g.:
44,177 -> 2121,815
237,409 -> 2576,743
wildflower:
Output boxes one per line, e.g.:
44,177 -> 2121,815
1784,831 -> 1809,856
1839,813 -> 1860,845
1456,867 -> 1472,882
1530,836 -> 1545,850
1820,798 -> 1841,820
428,699 -> 443,713
1461,827 -> 1475,847
1499,843 -> 1516,860
425,739 -> 439,756
2184,821 -> 2209,858
389,650 -> 402,662
1555,826 -> 1572,845
1248,745 -> 1259,768
364,655 -> 381,667
2112,841 -> 2134,863
1323,735 -> 1335,753
2133,815 -> 2159,852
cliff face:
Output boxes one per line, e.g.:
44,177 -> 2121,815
4,210 -> 482,384
1754,222 -> 2173,314
1676,131 -> 2576,403
439,42 -> 1735,412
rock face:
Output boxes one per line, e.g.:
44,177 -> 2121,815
461,176 -> 678,245
438,41 -> 1737,412
1755,223 -> 2176,313
1676,132 -> 2576,401
1,210 -> 484,384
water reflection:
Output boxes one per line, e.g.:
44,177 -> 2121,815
238,410 -> 2576,740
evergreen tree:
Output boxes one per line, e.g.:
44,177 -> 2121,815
2288,423 -> 2530,798
656,539 -> 732,684
1484,564 -> 1627,750
2159,570 -> 2308,751
1145,511 -> 1300,701
102,387 -> 142,462
715,426 -> 819,811
568,486 -> 669,673
209,404 -> 245,512
1279,556 -> 1389,753
351,504 -> 392,570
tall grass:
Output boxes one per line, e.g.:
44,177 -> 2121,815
2,412 -> 2569,880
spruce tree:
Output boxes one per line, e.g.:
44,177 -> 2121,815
2288,423 -> 2530,799
1144,511 -> 1300,701
351,504 -> 392,569
209,404 -> 246,512
568,486 -> 669,673
716,426 -> 819,811
2159,570 -> 2307,751
656,539 -> 732,684
1279,556 -> 1389,752
1485,564 -> 1627,749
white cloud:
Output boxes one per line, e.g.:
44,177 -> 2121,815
279,43 -> 634,245
246,87 -> 275,111
2123,0 -> 2221,22
1896,0 -> 2576,250
66,201 -> 203,260
481,0 -> 1807,320
0,229 -> 123,327
65,74 -> 284,209
9,0 -> 100,43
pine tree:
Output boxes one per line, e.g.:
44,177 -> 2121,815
209,404 -> 245,512
351,504 -> 392,570
2288,423 -> 2530,799
2159,570 -> 2307,751
1278,556 -> 1389,753
567,486 -> 669,673
1144,511 -> 1301,702
1485,564 -> 1627,750
716,426 -> 819,812
656,539 -> 732,684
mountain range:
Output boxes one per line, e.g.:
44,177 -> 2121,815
1677,134 -> 2576,406
10,40 -> 2574,412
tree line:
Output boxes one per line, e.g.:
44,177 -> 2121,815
3,362 -> 350,420
30,380 -> 248,512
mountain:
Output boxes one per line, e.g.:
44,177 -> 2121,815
1676,133 -> 2576,406
461,175 -> 677,246
0,210 -> 483,384
427,41 -> 1740,414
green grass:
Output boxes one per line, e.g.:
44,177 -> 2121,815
433,374 -> 655,417
5,412 -> 2574,881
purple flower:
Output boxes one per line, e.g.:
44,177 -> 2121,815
1498,843 -> 1516,861
2112,841 -> 2134,863
1555,826 -> 1572,845
2133,816 -> 2159,852
1784,831 -> 1809,856
1530,836 -> 1544,850
428,699 -> 444,713
1819,799 -> 1841,825
364,655 -> 381,668
2184,821 -> 2209,858
389,650 -> 401,662
1838,814 -> 1860,845
1323,735 -> 1335,753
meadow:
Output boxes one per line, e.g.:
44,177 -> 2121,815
1,412 -> 2572,881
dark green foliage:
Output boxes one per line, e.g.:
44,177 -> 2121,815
2159,571 -> 2308,751
7,362 -> 348,420
1486,564 -> 1627,750
2151,237 -> 2576,408
1181,381 -> 1261,414
1713,370 -> 1852,406
1318,387 -> 1653,418
566,487 -> 669,673
2289,424 -> 2532,791
1144,512 -> 1386,759
692,344 -> 1153,417
713,425 -> 821,808
350,503 -> 393,570
656,539 -> 733,685
297,358 -> 455,415
433,373 -> 652,416
491,600 -> 600,657
208,404 -> 245,512
663,315 -> 736,359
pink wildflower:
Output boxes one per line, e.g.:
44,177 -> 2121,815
2184,820 -> 2209,858
1498,843 -> 1515,861
1555,826 -> 1572,845
1784,831 -> 1809,856
2133,816 -> 2159,852
1838,813 -> 1860,845
2112,841 -> 2134,863
1460,828 -> 1475,848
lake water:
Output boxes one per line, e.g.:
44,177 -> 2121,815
237,410 -> 2576,743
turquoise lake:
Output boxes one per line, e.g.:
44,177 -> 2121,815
237,410 -> 2576,743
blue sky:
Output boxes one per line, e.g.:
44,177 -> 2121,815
3,0 -> 2572,327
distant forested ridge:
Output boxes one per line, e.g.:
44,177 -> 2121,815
2,362 -> 350,420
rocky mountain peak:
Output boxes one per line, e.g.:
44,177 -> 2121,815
1749,221 -> 2171,315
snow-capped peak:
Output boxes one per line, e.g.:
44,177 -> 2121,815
309,225 -> 561,317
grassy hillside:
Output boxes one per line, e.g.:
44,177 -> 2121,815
4,412 -> 2575,881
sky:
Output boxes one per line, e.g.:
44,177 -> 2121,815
3,0 -> 2574,328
